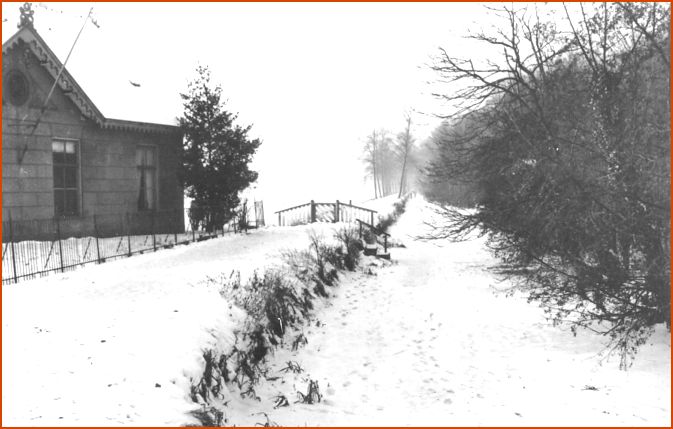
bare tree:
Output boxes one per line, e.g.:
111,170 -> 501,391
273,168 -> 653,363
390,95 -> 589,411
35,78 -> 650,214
427,3 -> 670,367
363,129 -> 401,198
396,113 -> 415,197
363,130 -> 380,198
377,129 -> 396,196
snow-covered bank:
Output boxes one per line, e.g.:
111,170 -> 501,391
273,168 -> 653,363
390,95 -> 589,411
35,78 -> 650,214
221,196 -> 671,426
357,194 -> 401,220
2,224 -> 341,426
3,196 -> 669,426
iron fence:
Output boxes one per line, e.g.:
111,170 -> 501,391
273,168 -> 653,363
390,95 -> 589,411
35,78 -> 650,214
2,208 -> 241,285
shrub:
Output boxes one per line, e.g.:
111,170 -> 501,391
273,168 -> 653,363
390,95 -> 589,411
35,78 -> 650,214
190,227 -> 365,416
263,276 -> 306,338
283,230 -> 353,288
191,350 -> 226,404
296,380 -> 322,404
375,193 -> 412,233
247,325 -> 271,365
307,231 -> 337,285
335,225 -> 362,271
189,406 -> 225,426
425,2 -> 670,366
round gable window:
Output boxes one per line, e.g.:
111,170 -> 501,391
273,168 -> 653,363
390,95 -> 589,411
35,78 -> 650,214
6,70 -> 30,106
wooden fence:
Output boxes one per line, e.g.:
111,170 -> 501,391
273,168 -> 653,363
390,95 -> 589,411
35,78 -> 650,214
275,200 -> 377,226
356,218 -> 390,254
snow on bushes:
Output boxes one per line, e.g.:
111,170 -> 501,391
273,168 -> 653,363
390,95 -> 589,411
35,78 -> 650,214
188,225 -> 364,423
375,192 -> 413,234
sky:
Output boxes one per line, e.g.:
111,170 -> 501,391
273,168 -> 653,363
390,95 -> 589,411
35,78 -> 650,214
2,2 -> 500,215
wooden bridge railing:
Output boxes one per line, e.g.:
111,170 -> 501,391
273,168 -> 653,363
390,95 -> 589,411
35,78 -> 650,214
275,200 -> 377,226
356,218 -> 389,254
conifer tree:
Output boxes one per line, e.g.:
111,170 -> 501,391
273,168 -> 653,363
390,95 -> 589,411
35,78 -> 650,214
179,66 -> 261,231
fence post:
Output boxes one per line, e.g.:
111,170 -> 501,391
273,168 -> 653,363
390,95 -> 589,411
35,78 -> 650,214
384,234 -> 388,253
126,212 -> 132,257
151,210 -> 157,252
93,214 -> 102,264
55,216 -> 64,273
8,211 -> 18,284
191,209 -> 196,242
257,201 -> 265,227
173,210 -> 178,245
310,200 -> 316,223
334,200 -> 339,223
370,210 -> 374,226
278,211 -> 281,227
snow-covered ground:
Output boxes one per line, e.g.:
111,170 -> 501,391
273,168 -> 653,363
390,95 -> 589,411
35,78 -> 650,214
358,194 -> 401,219
1,224 -> 337,426
3,196 -> 670,426
218,196 -> 672,426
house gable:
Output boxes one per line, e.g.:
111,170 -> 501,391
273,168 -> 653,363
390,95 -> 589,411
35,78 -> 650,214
3,25 -> 104,125
3,38 -> 88,127
2,16 -> 184,226
2,25 -> 180,134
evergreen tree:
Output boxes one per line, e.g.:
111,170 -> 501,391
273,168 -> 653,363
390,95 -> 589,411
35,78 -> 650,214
179,66 -> 261,231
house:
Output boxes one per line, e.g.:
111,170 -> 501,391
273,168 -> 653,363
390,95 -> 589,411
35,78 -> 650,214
2,5 -> 184,240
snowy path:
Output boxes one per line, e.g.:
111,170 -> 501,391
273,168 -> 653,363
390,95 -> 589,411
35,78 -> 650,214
228,198 -> 671,426
3,197 -> 669,426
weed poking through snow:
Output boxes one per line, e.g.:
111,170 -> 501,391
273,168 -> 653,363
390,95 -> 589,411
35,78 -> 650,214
253,412 -> 279,427
279,360 -> 304,374
272,394 -> 290,408
296,379 -> 322,404
291,333 -> 308,351
189,405 -> 226,427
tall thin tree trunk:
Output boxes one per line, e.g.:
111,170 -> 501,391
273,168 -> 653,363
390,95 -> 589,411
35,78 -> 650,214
398,115 -> 412,198
371,130 -> 379,198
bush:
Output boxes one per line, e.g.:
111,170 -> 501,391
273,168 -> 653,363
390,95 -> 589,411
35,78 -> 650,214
335,226 -> 362,271
426,3 -> 670,367
375,193 -> 412,233
191,227 -> 365,412
283,231 -> 350,288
